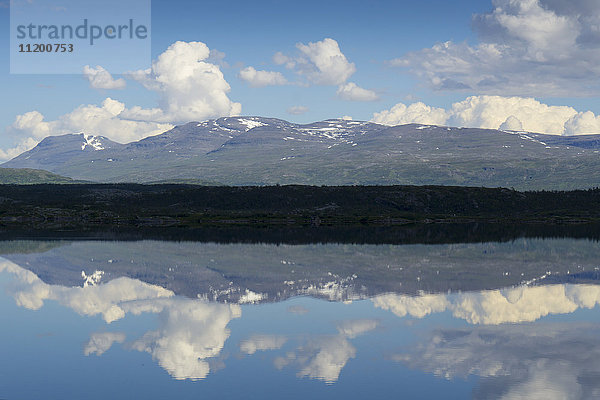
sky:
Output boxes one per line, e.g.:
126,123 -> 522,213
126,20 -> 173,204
1,0 -> 600,159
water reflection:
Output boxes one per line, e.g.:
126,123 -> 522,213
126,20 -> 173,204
373,284 -> 600,324
240,335 -> 287,354
0,258 -> 240,381
126,298 -> 241,381
4,238 -> 600,302
272,319 -> 379,383
1,239 -> 600,398
84,332 -> 126,356
394,324 -> 600,399
0,259 -> 172,323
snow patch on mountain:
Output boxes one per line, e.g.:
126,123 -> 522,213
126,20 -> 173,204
238,289 -> 267,304
82,270 -> 104,287
82,134 -> 105,151
237,118 -> 267,131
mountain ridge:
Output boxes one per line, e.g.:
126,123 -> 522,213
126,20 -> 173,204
0,167 -> 78,184
3,116 -> 600,190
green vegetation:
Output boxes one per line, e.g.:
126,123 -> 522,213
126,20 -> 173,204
0,168 -> 78,184
0,184 -> 599,232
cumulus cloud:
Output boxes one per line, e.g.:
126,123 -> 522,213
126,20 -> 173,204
274,38 -> 375,100
273,318 -> 377,383
296,336 -> 356,383
373,283 -> 600,325
3,41 -> 242,159
394,323 -> 600,398
565,111 -> 600,135
240,335 -> 287,354
83,65 -> 126,90
0,258 -> 173,323
128,298 -> 241,381
0,259 -> 241,381
372,293 -> 449,319
336,82 -> 379,102
275,335 -> 356,384
0,137 -> 40,161
391,0 -> 600,96
238,66 -> 288,87
294,38 -> 356,86
4,98 -> 173,158
126,41 -> 241,124
286,106 -> 309,115
84,332 -> 126,356
449,96 -> 578,133
372,95 -> 600,135
499,115 -> 524,131
372,102 -> 449,126
11,111 -> 51,138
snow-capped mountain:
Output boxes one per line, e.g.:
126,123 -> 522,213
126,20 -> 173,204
3,116 -> 600,190
4,239 -> 600,304
5,133 -> 123,172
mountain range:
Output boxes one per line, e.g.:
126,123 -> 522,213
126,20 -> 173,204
4,239 -> 599,303
3,116 -> 600,190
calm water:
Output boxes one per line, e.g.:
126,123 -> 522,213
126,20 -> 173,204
1,239 -> 600,399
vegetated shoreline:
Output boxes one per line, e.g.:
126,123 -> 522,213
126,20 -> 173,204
0,183 -> 599,232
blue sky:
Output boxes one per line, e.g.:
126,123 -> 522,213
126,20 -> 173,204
1,0 -> 600,158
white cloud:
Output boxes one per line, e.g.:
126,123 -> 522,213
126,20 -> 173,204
84,332 -> 126,356
3,41 -> 242,159
564,111 -> 600,135
238,66 -> 288,87
0,258 -> 173,323
372,102 -> 449,126
297,336 -> 356,383
395,323 -> 600,398
126,41 -> 241,124
0,137 -> 39,161
275,335 -> 356,383
336,82 -> 379,102
499,115 -> 524,131
372,95 -> 600,135
390,0 -> 600,96
372,293 -> 449,319
0,259 -> 240,381
286,106 -> 309,115
4,98 -> 174,158
273,51 -> 296,69
11,111 -> 51,138
83,65 -> 126,90
372,283 -> 600,325
275,38 -> 357,87
240,335 -> 287,354
295,38 -> 356,86
449,96 -> 578,133
336,319 -> 378,339
128,298 -> 241,381
272,318 -> 377,383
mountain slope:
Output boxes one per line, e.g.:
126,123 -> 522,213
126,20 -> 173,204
3,117 -> 600,190
0,167 -> 77,184
4,239 -> 600,302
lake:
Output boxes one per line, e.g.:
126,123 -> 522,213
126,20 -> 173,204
1,238 -> 599,399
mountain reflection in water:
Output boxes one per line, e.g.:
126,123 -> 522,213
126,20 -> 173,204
1,239 -> 600,399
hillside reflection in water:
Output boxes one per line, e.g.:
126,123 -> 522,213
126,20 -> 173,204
1,238 -> 599,399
